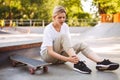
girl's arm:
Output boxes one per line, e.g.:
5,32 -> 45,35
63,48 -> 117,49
47,46 -> 79,64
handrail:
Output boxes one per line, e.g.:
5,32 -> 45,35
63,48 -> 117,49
0,19 -> 99,27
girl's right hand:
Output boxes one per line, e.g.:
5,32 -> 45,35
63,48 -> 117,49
67,56 -> 79,64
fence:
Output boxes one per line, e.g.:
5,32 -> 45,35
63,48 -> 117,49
100,13 -> 120,23
0,19 -> 99,28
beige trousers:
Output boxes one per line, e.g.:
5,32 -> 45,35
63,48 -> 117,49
41,34 -> 100,64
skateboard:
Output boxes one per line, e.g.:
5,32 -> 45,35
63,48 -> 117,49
10,54 -> 52,74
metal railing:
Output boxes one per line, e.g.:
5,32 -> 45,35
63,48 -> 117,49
0,19 -> 99,28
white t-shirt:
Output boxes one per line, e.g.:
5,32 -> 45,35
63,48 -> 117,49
40,22 -> 71,55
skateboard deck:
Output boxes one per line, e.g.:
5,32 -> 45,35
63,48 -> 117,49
10,54 -> 52,74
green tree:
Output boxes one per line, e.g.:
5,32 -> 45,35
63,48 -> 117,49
53,0 -> 92,26
0,0 -> 22,19
0,0 -> 93,26
93,0 -> 120,14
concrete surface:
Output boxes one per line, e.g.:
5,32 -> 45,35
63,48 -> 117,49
0,26 -> 90,34
0,34 -> 42,47
0,23 -> 120,80
0,46 -> 120,80
79,23 -> 120,39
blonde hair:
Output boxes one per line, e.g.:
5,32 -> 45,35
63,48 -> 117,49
52,6 -> 66,17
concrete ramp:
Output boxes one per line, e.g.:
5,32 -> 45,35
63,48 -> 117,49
80,23 -> 120,40
0,30 -> 9,34
76,23 -> 120,56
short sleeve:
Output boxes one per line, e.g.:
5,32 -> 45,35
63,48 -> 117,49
43,28 -> 53,46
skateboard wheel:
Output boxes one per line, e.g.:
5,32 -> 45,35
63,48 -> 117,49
29,68 -> 35,74
43,66 -> 48,72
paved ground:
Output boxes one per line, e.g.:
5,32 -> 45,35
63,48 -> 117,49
0,23 -> 120,80
0,43 -> 120,80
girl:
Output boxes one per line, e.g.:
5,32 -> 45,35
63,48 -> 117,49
40,6 -> 119,74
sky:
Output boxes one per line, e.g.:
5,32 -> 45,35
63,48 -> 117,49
81,0 -> 95,13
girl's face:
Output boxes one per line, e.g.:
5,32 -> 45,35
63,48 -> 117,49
53,12 -> 66,26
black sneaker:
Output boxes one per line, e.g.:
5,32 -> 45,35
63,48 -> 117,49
73,61 -> 92,74
96,59 -> 119,71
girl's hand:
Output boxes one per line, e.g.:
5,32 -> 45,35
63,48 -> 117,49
67,55 -> 79,64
